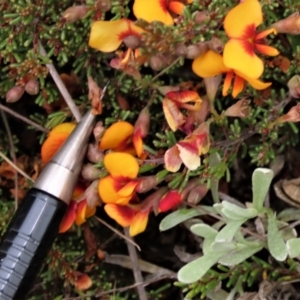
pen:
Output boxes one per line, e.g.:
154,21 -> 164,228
0,109 -> 97,300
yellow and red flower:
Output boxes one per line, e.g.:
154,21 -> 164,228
192,50 -> 272,98
98,152 -> 140,205
163,90 -> 202,131
165,121 -> 210,172
223,0 -> 279,79
133,0 -> 193,25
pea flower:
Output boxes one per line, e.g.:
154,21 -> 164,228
223,0 -> 279,79
98,152 -> 140,205
133,0 -> 192,25
163,90 -> 202,132
164,121 -> 210,172
192,50 -> 271,98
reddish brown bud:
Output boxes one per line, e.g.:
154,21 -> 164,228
193,10 -> 209,24
93,121 -> 105,143
272,12 -> 300,35
134,107 -> 150,138
225,99 -> 251,118
275,103 -> 300,124
77,180 -> 101,208
208,36 -> 224,53
6,86 -> 25,103
87,143 -> 104,163
72,271 -> 92,291
81,163 -> 102,181
136,175 -> 160,193
123,35 -> 141,49
204,75 -> 222,102
186,43 -> 209,59
95,0 -> 111,12
288,75 -> 300,99
25,79 -> 39,95
187,184 -> 208,204
117,94 -> 130,110
62,5 -> 89,23
149,54 -> 168,70
175,44 -> 187,57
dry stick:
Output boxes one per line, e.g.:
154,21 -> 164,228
124,228 -> 148,300
0,151 -> 34,183
94,216 -> 141,251
0,110 -> 18,210
0,103 -> 49,133
38,41 -> 82,122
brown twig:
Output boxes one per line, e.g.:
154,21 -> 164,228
124,228 -> 148,300
0,103 -> 49,133
38,41 -> 82,122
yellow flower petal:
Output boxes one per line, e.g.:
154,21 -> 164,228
164,145 -> 182,172
177,140 -> 200,171
104,152 -> 139,179
49,122 -> 76,137
133,0 -> 174,25
192,50 -> 230,78
59,201 -> 77,233
237,71 -> 272,90
89,19 -> 130,52
166,90 -> 201,103
99,121 -> 134,150
162,98 -> 185,132
104,204 -> 135,227
255,44 -> 279,56
117,181 -> 139,198
224,0 -> 262,38
132,129 -> 144,158
98,175 -> 121,204
75,200 -> 87,226
224,39 -> 264,79
129,210 -> 149,236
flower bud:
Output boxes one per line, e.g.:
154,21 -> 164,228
275,103 -> 300,124
84,180 -> 102,208
62,5 -> 89,23
204,75 -> 222,103
95,0 -> 111,12
208,36 -> 224,53
187,184 -> 208,204
117,94 -> 130,110
93,121 -> 105,143
186,43 -> 209,59
72,271 -> 93,291
158,190 -> 182,213
288,75 -> 300,99
123,35 -> 141,49
25,79 -> 39,95
134,107 -> 150,138
136,175 -> 160,193
175,44 -> 187,57
272,12 -> 300,35
225,99 -> 251,118
149,54 -> 167,70
87,143 -> 104,163
6,86 -> 25,103
193,10 -> 209,24
81,163 -> 103,181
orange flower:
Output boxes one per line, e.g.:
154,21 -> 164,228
192,50 -> 272,98
98,152 -> 140,205
41,122 -> 75,164
100,120 -> 147,158
223,0 -> 279,79
165,122 -> 210,172
162,90 -> 202,131
133,0 -> 193,25
89,18 -> 143,53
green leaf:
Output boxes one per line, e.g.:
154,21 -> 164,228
277,208 -> 300,222
215,219 -> 247,243
190,224 -> 218,238
209,152 -> 221,203
221,201 -> 258,220
287,238 -> 300,258
267,214 -> 288,261
177,250 -> 230,283
252,168 -> 274,212
219,243 -> 264,266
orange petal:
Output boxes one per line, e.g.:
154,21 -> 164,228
73,271 -> 93,291
224,0 -> 262,38
192,50 -> 230,78
41,132 -> 69,164
89,19 -> 130,52
166,90 -> 201,103
177,140 -> 200,171
117,181 -> 139,198
232,75 -> 245,98
158,190 -> 182,212
48,122 -> 75,137
168,1 -> 185,15
164,145 -> 182,172
224,39 -> 264,79
132,128 -> 144,158
75,200 -> 87,226
99,175 -> 122,204
114,144 -> 137,156
129,210 -> 149,236
222,71 -> 234,96
99,121 -> 134,150
59,201 -> 77,233
255,44 -> 279,56
85,204 -> 97,219
72,185 -> 85,200
133,0 -> 174,25
256,28 -> 277,40
162,98 -> 185,132
104,152 -> 139,179
237,71 -> 272,90
104,204 -> 135,227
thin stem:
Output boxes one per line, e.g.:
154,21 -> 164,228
38,40 -> 82,122
124,228 -> 148,300
0,103 -> 49,133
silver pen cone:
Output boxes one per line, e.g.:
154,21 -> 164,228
34,110 -> 97,204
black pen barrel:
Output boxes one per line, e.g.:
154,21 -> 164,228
0,188 -> 67,300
